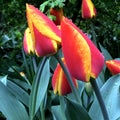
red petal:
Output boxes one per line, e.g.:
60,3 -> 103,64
82,0 -> 97,18
33,24 -> 58,56
23,28 -> 35,54
61,17 -> 91,82
52,58 -> 78,95
26,4 -> 61,43
106,60 -> 120,75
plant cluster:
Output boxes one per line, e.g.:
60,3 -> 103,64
0,0 -> 120,120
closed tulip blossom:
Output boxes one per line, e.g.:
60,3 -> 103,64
50,8 -> 63,25
52,58 -> 78,95
25,4 -> 61,56
106,60 -> 120,75
61,17 -> 104,82
82,0 -> 97,19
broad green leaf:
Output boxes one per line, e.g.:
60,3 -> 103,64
65,97 -> 92,120
89,74 -> 120,120
0,82 -> 28,120
7,80 -> 30,107
29,58 -> 50,120
51,105 -> 66,120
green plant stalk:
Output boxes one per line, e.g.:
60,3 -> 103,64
30,56 -> 35,79
29,57 -> 47,120
90,77 -> 109,120
22,48 -> 32,83
54,53 -> 80,103
40,102 -> 45,120
32,56 -> 37,73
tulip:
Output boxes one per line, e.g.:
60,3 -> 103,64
52,58 -> 78,95
50,8 -> 63,25
61,17 -> 104,82
25,4 -> 61,56
23,28 -> 35,54
82,0 -> 97,19
106,60 -> 120,75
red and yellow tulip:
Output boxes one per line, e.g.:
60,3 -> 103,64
82,0 -> 97,19
106,60 -> 120,75
52,58 -> 78,95
61,17 -> 104,82
50,8 -> 63,25
24,4 -> 61,56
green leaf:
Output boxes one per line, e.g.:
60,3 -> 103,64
39,1 -> 50,12
0,35 -> 11,46
0,75 -> 7,85
51,105 -> 66,120
65,97 -> 91,120
89,74 -> 120,120
29,58 -> 50,120
7,80 -> 30,107
0,82 -> 28,120
99,44 -> 112,60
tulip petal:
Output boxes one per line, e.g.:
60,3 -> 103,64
52,58 -> 78,95
61,17 -> 91,82
106,60 -> 120,75
23,28 -> 35,54
26,4 -> 61,43
82,0 -> 97,18
33,24 -> 58,56
61,17 -> 104,81
89,40 -> 104,78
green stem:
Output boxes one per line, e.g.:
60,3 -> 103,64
54,53 -> 80,103
22,48 -> 32,82
32,56 -> 37,73
40,102 -> 45,120
29,57 -> 47,120
30,56 -> 35,79
90,77 -> 109,120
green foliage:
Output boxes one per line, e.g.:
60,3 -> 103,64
89,74 -> 120,120
0,81 -> 29,120
0,0 -> 120,120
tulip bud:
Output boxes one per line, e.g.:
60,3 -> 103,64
50,8 -> 63,25
61,17 -> 104,82
82,0 -> 97,19
26,4 -> 61,57
52,58 -> 78,95
106,60 -> 120,75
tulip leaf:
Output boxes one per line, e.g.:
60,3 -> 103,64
99,44 -> 112,60
51,105 -> 67,120
89,74 -> 120,120
7,80 -> 30,107
65,97 -> 92,120
0,82 -> 29,120
29,58 -> 50,120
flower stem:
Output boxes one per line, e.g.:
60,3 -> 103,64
22,48 -> 32,82
40,102 -> 45,120
90,77 -> 109,120
54,53 -> 80,103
